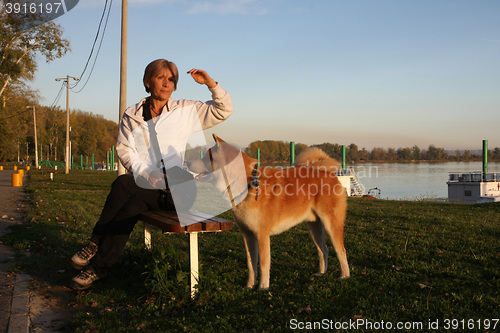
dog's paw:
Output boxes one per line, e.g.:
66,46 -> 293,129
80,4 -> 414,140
257,282 -> 270,290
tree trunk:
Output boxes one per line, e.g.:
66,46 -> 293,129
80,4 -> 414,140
0,75 -> 11,97
0,47 -> 31,98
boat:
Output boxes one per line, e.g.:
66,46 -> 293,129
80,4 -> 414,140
363,187 -> 381,199
447,140 -> 500,203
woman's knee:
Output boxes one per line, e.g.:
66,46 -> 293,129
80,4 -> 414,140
112,174 -> 136,190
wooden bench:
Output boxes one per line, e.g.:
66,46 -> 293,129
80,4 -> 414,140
140,210 -> 233,298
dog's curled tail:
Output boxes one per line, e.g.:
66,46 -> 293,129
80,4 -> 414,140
295,147 -> 340,172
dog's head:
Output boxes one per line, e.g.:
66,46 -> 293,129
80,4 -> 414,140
188,135 -> 255,201
188,135 -> 240,175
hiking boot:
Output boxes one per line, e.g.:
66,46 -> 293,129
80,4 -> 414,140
70,264 -> 106,290
71,241 -> 98,270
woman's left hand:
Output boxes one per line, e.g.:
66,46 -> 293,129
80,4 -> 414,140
148,170 -> 165,188
188,69 -> 217,88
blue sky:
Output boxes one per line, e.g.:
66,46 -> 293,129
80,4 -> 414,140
32,0 -> 500,150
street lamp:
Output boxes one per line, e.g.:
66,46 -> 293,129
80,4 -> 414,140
55,75 -> 78,174
26,105 -> 38,168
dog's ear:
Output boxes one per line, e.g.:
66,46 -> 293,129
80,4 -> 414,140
212,134 -> 225,143
212,134 -> 225,148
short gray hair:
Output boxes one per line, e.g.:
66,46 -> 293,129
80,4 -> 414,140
143,59 -> 179,93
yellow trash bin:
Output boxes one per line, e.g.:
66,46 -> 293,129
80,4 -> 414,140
13,165 -> 17,171
0,166 -> 3,170
26,166 -> 31,171
18,169 -> 24,177
12,173 -> 22,187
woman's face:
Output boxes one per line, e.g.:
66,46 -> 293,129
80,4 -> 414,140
148,67 -> 175,102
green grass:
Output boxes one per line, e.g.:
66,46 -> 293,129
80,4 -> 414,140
2,169 -> 499,332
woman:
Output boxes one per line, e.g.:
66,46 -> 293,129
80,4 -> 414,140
70,59 -> 233,290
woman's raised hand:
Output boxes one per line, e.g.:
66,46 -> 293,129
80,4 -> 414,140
187,69 -> 217,88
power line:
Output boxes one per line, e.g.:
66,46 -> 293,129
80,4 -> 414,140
70,0 -> 113,93
50,82 -> 65,108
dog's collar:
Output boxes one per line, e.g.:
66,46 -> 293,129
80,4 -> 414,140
248,163 -> 259,201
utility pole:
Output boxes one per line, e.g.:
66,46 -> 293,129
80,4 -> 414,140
26,105 -> 38,168
117,0 -> 128,176
70,127 -> 72,170
55,75 -> 78,174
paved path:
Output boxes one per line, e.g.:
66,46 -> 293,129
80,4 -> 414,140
0,169 -> 29,333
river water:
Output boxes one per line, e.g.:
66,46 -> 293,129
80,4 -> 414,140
349,161 -> 500,200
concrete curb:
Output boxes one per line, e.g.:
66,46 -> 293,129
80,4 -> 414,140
8,273 -> 30,333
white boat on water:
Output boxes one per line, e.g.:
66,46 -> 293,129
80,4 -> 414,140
447,172 -> 500,203
447,140 -> 500,204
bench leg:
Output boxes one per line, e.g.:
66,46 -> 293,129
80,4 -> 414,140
144,222 -> 152,250
189,232 -> 199,299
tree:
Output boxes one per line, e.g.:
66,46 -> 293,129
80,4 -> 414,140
425,145 -> 448,161
294,143 -> 308,158
312,143 -> 342,160
0,11 -> 70,97
397,147 -> 413,161
412,145 -> 421,160
358,147 -> 370,161
387,148 -> 397,161
462,150 -> 472,161
370,147 -> 386,161
246,140 -> 304,164
493,147 -> 500,161
348,143 -> 359,162
0,88 -> 36,161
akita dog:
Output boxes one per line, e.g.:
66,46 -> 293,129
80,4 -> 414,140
188,135 -> 350,290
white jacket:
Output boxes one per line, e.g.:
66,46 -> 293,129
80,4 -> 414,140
116,83 -> 233,184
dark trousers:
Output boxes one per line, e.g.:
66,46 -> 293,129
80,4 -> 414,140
89,174 -> 175,269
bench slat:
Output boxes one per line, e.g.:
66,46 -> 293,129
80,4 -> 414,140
140,210 -> 232,233
185,210 -> 234,224
140,211 -> 184,233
